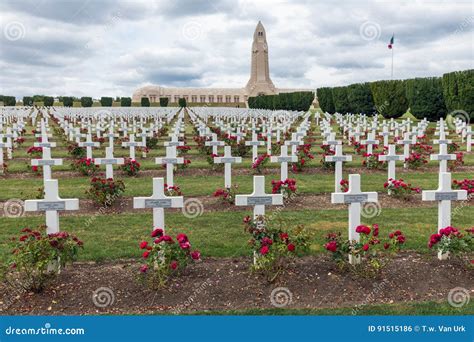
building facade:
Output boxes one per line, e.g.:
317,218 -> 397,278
132,21 -> 313,105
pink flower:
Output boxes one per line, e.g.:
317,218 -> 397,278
191,250 -> 201,260
170,260 -> 178,270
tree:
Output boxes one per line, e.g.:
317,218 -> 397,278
247,92 -> 314,111
81,97 -> 93,107
370,80 -> 408,119
43,96 -> 54,107
141,97 -> 150,107
100,97 -> 113,107
62,96 -> 74,107
159,97 -> 169,107
442,69 -> 474,122
316,87 -> 335,114
405,77 -> 447,121
2,96 -> 16,106
120,97 -> 132,107
178,97 -> 187,108
23,96 -> 33,106
347,83 -> 375,115
332,86 -> 351,113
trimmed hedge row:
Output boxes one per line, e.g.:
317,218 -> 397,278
316,69 -> 473,121
248,91 -> 315,111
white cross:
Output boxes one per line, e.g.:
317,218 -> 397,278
205,133 -> 224,155
465,126 -> 472,152
361,132 -> 379,155
106,124 -> 119,152
235,176 -> 283,219
271,145 -> 298,182
95,147 -> 125,179
245,132 -> 264,161
285,133 -> 303,156
133,177 -> 183,231
380,125 -> 391,147
422,172 -> 468,260
331,174 -> 378,264
24,179 -> 79,234
214,146 -> 242,188
155,146 -> 184,187
325,144 -> 352,192
0,138 -> 12,174
138,128 -> 151,157
164,135 -> 184,147
78,133 -> 100,159
31,147 -> 63,182
323,132 -> 341,150
121,134 -> 143,160
430,143 -> 456,173
378,145 -> 404,180
397,132 -> 415,169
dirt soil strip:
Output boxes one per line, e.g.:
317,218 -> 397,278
1,253 -> 472,315
3,194 -> 472,217
2,165 -> 474,180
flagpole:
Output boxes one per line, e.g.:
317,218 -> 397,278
391,46 -> 394,79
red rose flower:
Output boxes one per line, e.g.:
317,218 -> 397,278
170,260 -> 178,270
139,265 -> 148,273
384,243 -> 390,250
191,250 -> 201,260
151,228 -> 163,237
325,241 -> 338,252
287,243 -> 295,252
142,250 -> 150,259
139,241 -> 148,249
260,245 -> 270,255
363,244 -> 369,251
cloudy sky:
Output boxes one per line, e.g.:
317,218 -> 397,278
0,0 -> 473,99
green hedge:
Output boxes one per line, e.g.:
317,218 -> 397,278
100,97 -> 113,107
178,98 -> 187,108
332,86 -> 352,113
81,97 -> 93,107
347,83 -> 375,115
405,77 -> 446,121
442,69 -> 474,122
23,96 -> 33,106
316,87 -> 335,113
60,96 -> 74,107
248,91 -> 314,111
120,97 -> 132,107
370,80 -> 408,119
160,97 -> 169,107
43,96 -> 54,107
141,97 -> 150,107
0,95 -> 16,106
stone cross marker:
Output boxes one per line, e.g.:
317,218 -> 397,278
106,124 -> 119,152
133,177 -> 183,231
422,172 -> 468,260
331,174 -> 378,264
285,133 -> 303,156
245,131 -> 264,161
378,144 -> 404,180
205,133 -> 224,155
31,147 -> 63,182
0,138 -> 11,174
155,146 -> 184,187
214,146 -> 242,188
24,179 -> 79,234
235,176 -> 283,219
271,145 -> 297,182
78,133 -> 100,159
465,126 -> 472,152
430,143 -> 456,173
397,132 -> 415,169
361,132 -> 379,155
325,144 -> 352,192
122,134 -> 143,160
95,147 -> 125,179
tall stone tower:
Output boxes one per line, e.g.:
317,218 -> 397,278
246,21 -> 276,97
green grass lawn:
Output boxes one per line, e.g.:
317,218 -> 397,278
1,207 -> 472,262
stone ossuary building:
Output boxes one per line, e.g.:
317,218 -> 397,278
132,21 -> 314,105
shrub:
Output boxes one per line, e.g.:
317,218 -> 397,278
61,96 -> 74,107
72,158 -> 99,176
370,80 -> 408,118
26,146 -> 43,158
141,97 -> 150,107
2,96 -> 17,106
159,97 -> 169,107
332,86 -> 351,113
5,226 -> 83,292
405,77 -> 447,121
428,226 -> 473,261
232,140 -> 251,157
324,225 -> 406,277
178,97 -> 187,108
138,229 -> 201,288
146,136 -> 159,149
347,83 -> 375,115
67,142 -> 86,159
120,158 -> 141,176
271,178 -> 297,199
252,154 -> 270,174
291,144 -> 314,172
120,97 -> 132,107
316,87 -> 335,113
448,152 -> 464,171
362,153 -> 386,169
243,215 -> 310,281
23,96 -> 33,106
86,177 -> 125,206
213,185 -> 239,205
100,97 -> 113,107
164,184 -> 182,196
453,179 -> 474,198
43,96 -> 54,107
442,69 -> 474,122
80,97 -> 93,107
383,178 -> 421,200
405,152 -> 428,169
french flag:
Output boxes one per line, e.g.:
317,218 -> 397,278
388,34 -> 394,49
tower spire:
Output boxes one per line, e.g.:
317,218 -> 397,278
246,21 -> 276,97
